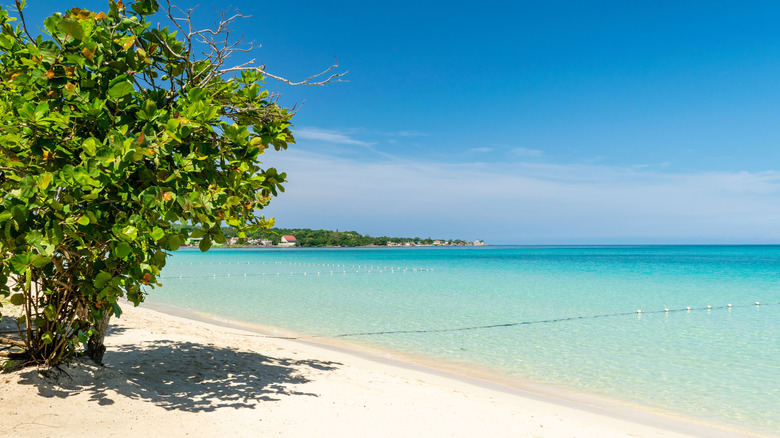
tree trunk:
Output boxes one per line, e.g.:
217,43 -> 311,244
86,308 -> 111,365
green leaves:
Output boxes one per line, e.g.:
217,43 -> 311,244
117,225 -> 138,242
82,137 -> 99,156
94,272 -> 113,289
57,17 -> 84,41
17,101 -> 49,123
1,0 -> 296,366
9,253 -> 33,274
114,242 -> 132,259
108,75 -> 134,100
198,236 -> 212,252
41,331 -> 53,345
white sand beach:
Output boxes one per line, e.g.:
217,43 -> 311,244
0,304 -> 763,438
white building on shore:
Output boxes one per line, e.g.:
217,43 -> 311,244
279,235 -> 298,247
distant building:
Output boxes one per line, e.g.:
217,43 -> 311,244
279,235 -> 298,247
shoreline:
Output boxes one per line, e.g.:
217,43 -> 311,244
1,300 -> 770,437
141,301 -> 764,438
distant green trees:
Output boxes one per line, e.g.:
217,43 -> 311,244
173,225 -> 474,247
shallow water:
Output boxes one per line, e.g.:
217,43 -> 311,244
149,246 -> 780,435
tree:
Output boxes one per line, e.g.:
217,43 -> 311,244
0,0 -> 344,366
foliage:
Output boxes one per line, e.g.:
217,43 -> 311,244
0,0 -> 293,366
173,225 -> 475,247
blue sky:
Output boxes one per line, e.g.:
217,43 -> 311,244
25,1 -> 780,243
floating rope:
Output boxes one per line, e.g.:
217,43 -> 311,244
160,267 -> 433,280
220,301 -> 779,340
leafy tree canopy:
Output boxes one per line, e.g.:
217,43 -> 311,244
0,0 -> 302,366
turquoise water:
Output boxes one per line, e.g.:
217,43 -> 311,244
149,246 -> 780,435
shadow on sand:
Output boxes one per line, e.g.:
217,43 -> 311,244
14,339 -> 341,412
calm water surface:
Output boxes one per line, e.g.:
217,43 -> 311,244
149,246 -> 780,435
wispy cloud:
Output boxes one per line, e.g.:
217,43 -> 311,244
262,150 -> 780,243
512,147 -> 544,157
468,147 -> 494,153
393,130 -> 427,137
295,127 -> 373,146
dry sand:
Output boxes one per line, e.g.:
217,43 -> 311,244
0,305 -> 762,438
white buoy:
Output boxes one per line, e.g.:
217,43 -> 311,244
664,308 -> 669,312
636,310 -> 642,314
686,307 -> 691,311
707,305 -> 711,310
728,304 -> 732,308
756,302 -> 760,306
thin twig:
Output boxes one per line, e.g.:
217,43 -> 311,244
14,1 -> 35,42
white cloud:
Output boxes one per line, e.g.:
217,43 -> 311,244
393,130 -> 427,137
512,147 -> 544,157
295,127 -> 373,146
468,147 -> 493,153
260,150 -> 780,244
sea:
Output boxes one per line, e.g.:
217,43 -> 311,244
148,245 -> 779,436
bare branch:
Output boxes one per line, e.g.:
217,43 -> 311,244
14,1 -> 35,43
260,60 -> 349,86
162,1 -> 348,88
0,336 -> 25,348
0,166 -> 27,177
